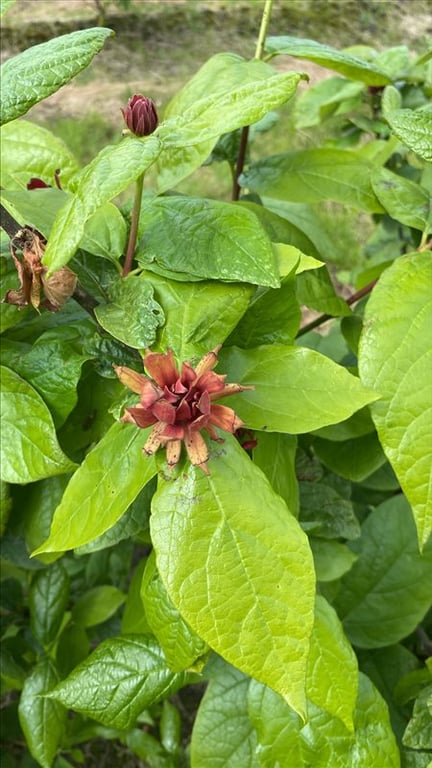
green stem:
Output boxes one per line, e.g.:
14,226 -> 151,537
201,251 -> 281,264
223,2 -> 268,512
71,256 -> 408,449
122,172 -> 145,277
231,0 -> 273,201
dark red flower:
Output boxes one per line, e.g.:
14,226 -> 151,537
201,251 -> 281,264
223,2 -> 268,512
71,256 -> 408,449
121,95 -> 158,137
114,346 -> 252,473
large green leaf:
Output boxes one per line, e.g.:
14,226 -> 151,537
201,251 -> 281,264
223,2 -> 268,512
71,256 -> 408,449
334,496 -> 432,648
158,71 -> 305,148
227,279 -> 300,347
191,659 -> 258,768
218,345 -> 378,433
157,52 -> 275,191
1,28 -> 114,125
372,168 -> 431,232
240,149 -> 384,213
265,36 -> 391,85
47,635 -> 189,729
294,76 -> 364,129
33,422 -> 157,554
307,596 -> 358,731
151,434 -> 315,718
141,552 -> 208,672
144,272 -> 253,360
359,252 -> 432,548
95,276 -> 164,349
0,119 -> 79,189
313,432 -> 387,482
299,480 -> 360,540
136,196 -> 279,287
296,267 -> 351,316
0,366 -> 76,484
29,561 -> 70,647
1,327 -> 92,427
248,673 -> 399,767
42,136 -> 161,273
402,684 -> 432,750
18,658 -> 66,768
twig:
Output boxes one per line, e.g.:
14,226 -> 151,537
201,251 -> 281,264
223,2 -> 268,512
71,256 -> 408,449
296,279 -> 377,338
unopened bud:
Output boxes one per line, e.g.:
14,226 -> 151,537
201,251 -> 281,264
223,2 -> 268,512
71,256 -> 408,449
121,94 -> 158,137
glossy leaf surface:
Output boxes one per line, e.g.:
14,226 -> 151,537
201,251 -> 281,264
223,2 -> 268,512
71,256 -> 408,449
95,276 -> 164,349
48,635 -> 189,729
29,561 -> 70,647
359,252 -> 432,548
218,345 -> 377,433
1,28 -> 113,125
0,366 -> 76,484
18,658 -> 66,768
33,423 -> 157,553
151,434 -> 315,717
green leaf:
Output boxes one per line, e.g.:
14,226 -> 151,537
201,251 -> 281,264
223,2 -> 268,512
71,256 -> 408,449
157,53 -> 276,191
136,196 -> 279,288
33,422 -> 157,554
249,672 -> 399,768
0,366 -> 76,484
313,432 -> 387,482
144,273 -> 252,360
359,252 -> 432,548
252,432 -> 299,516
227,279 -> 300,347
384,104 -> 432,162
265,36 -> 391,85
310,538 -> 357,582
80,202 -> 127,262
191,659 -> 258,768
151,434 -> 315,718
334,495 -> 432,648
141,552 -> 208,672
29,562 -> 70,647
299,480 -> 360,540
312,406 -> 375,442
75,477 -> 154,555
372,168 -> 431,231
18,657 -> 66,768
403,684 -> 432,749
294,76 -> 364,129
121,560 -> 151,635
1,328 -> 92,427
0,120 -> 79,189
239,201 -> 321,259
218,345 -> 378,433
1,28 -> 114,125
94,276 -> 164,349
296,267 -> 351,316
47,634 -> 189,729
42,135 -> 161,273
240,149 -> 384,213
158,71 -> 305,148
308,596 -> 358,731
72,586 -> 126,628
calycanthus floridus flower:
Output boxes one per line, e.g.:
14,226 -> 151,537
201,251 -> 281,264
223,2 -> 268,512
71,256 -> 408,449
114,346 -> 253,474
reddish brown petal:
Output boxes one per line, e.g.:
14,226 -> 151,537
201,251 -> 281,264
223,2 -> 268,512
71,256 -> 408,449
193,345 -> 221,377
122,405 -> 157,429
164,385 -> 182,402
209,404 -> 243,433
197,390 -> 211,415
184,429 -> 209,474
152,399 -> 176,424
209,383 -> 254,400
175,399 -> 192,422
162,424 -> 185,440
196,370 -> 226,393
180,363 -> 196,386
144,348 -> 179,388
166,439 -> 182,468
144,421 -> 169,455
204,423 -> 224,442
114,365 -> 150,395
189,413 -> 210,431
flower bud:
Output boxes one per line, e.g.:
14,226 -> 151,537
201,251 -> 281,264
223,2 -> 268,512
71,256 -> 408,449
121,94 -> 158,137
